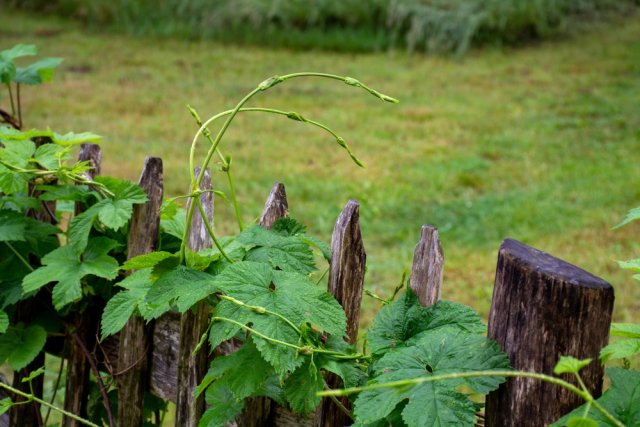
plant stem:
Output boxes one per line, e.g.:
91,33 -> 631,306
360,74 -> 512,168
195,197 -> 233,263
324,380 -> 353,420
318,370 -> 624,427
219,294 -> 301,334
4,242 -> 34,271
213,316 -> 301,351
0,381 -> 99,427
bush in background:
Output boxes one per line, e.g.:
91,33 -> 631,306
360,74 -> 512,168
3,0 -> 639,53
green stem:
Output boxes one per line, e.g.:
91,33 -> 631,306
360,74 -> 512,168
195,197 -> 233,263
213,316 -> 302,352
318,370 -> 624,427
5,242 -> 34,271
219,295 -> 301,334
224,164 -> 243,231
0,381 -> 99,427
315,267 -> 329,285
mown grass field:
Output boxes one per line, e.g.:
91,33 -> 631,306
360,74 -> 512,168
1,11 -> 639,329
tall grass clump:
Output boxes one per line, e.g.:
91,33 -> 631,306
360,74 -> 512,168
4,0 -> 639,53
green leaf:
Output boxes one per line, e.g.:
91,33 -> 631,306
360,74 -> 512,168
122,251 -> 175,271
552,368 -> 640,426
145,265 -> 217,314
353,329 -> 510,426
68,178 -> 147,252
15,57 -> 63,85
566,417 -> 598,427
0,209 -> 27,241
1,44 -> 37,60
199,381 -> 244,427
284,358 -> 324,414
200,338 -> 273,401
210,261 -> 346,374
0,324 -> 47,370
618,259 -> 640,273
22,237 -> 119,310
101,291 -> 138,339
160,199 -> 186,240
0,139 -> 36,168
33,143 -> 70,170
600,339 -> 640,363
21,366 -> 45,383
0,397 -> 12,416
51,131 -> 102,146
554,356 -> 592,375
238,225 -> 316,274
0,310 -> 8,334
614,206 -> 640,229
611,323 -> 640,338
366,289 -> 485,356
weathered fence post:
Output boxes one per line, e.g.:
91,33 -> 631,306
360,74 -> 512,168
315,200 -> 366,427
485,239 -> 614,427
175,169 -> 213,426
117,157 -> 163,426
409,225 -> 444,307
238,182 -> 287,427
62,143 -> 102,427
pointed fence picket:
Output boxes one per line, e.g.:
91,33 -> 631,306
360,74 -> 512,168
8,154 -> 616,426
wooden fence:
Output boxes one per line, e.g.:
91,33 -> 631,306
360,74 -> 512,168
4,145 -> 614,426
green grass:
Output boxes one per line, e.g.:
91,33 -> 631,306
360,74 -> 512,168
1,11 -> 639,330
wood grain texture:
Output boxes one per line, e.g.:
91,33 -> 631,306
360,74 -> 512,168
150,312 -> 181,402
409,225 -> 444,307
485,239 -> 614,427
117,157 -> 163,427
175,169 -> 213,426
259,182 -> 288,227
315,200 -> 366,427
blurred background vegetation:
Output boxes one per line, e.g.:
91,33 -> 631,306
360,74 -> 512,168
0,2 -> 639,329
4,0 -> 640,53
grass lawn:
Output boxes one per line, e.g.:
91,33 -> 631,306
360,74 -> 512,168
1,11 -> 639,329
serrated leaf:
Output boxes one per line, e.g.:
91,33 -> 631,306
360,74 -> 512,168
367,290 -> 485,356
610,323 -> 640,338
200,338 -> 273,401
600,339 -> 640,363
0,397 -> 11,415
160,199 -> 186,240
614,206 -> 640,229
33,143 -> 70,170
51,131 -> 101,146
0,310 -> 8,333
552,368 -> 640,426
200,381 -> 244,427
299,234 -> 332,262
0,139 -> 36,168
0,324 -> 47,370
284,358 -> 324,414
210,261 -> 346,375
554,356 -> 592,375
122,251 -> 175,271
353,329 -> 510,426
144,265 -> 216,315
0,209 -> 27,241
0,44 -> 36,84
272,217 -> 306,236
238,225 -> 316,273
101,291 -> 138,339
1,44 -> 37,60
15,57 -> 63,85
68,178 -> 147,252
22,237 -> 119,310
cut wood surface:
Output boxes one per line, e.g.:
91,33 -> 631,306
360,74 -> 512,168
485,239 -> 614,427
409,225 -> 444,307
117,157 -> 163,427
